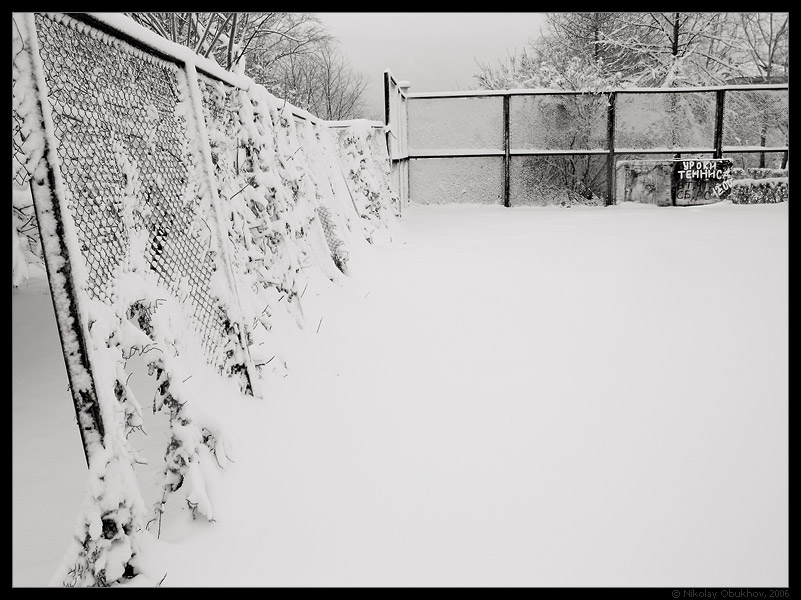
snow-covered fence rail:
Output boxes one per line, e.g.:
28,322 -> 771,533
389,82 -> 788,206
12,11 -> 397,587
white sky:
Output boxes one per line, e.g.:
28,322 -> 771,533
315,12 -> 548,119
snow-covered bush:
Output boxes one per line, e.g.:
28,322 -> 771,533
729,167 -> 788,204
730,177 -> 788,204
730,167 -> 788,180
197,74 -> 395,382
334,122 -> 399,240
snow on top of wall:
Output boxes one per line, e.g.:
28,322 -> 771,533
731,177 -> 788,187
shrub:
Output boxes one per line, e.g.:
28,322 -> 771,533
730,177 -> 788,204
730,167 -> 788,181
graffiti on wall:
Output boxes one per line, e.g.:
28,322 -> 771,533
672,159 -> 733,205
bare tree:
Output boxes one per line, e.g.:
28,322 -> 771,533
127,12 -> 329,72
128,12 -> 368,119
270,41 -> 368,120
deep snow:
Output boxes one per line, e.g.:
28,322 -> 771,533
13,201 -> 788,587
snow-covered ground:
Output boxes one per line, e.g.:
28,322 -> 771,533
13,201 -> 788,587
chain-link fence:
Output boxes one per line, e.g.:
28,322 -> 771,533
396,84 -> 788,206
13,11 -> 399,587
27,13 -> 246,377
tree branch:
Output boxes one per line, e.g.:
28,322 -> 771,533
202,13 -> 234,58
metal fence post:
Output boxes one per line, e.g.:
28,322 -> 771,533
503,94 -> 510,207
713,89 -> 726,159
403,93 -> 410,207
14,13 -> 104,468
606,91 -> 616,206
384,71 -> 392,160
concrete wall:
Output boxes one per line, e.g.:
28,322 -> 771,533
616,160 -> 674,206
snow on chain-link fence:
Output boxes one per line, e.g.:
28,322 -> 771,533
12,12 -> 398,586
387,80 -> 788,207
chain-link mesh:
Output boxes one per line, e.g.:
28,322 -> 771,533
12,111 -> 31,187
197,72 -> 313,303
615,91 -> 716,150
315,205 -> 347,271
510,155 -> 608,206
33,13 -> 241,375
510,94 -> 609,151
196,75 -> 244,267
723,90 -> 789,148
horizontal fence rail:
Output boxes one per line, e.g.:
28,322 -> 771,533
406,83 -> 790,98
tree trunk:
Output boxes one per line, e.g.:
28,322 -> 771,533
672,13 -> 680,57
226,13 -> 238,71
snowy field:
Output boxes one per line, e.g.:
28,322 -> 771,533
13,201 -> 788,587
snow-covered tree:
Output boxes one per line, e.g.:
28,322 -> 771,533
475,12 -> 789,91
733,13 -> 789,167
473,37 -> 619,205
472,12 -> 789,187
589,13 -> 741,87
736,12 -> 789,82
474,37 -> 622,92
546,12 -> 644,79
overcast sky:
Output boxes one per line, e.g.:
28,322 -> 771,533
315,12 -> 548,120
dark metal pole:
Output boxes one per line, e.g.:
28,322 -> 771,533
403,94 -> 410,208
383,71 -> 391,159
713,89 -> 726,159
17,14 -> 103,468
503,94 -> 510,207
606,91 -> 616,206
